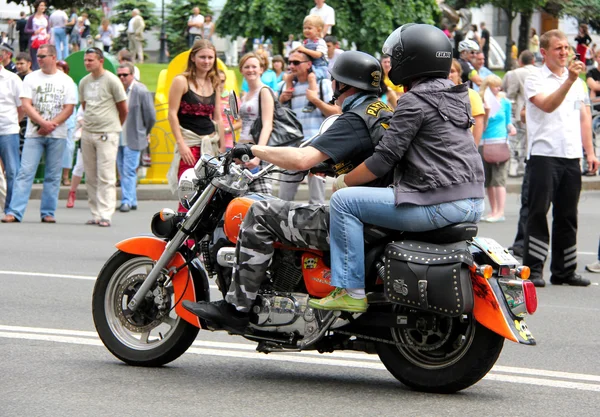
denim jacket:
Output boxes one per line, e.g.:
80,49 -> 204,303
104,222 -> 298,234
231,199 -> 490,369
363,78 -> 484,206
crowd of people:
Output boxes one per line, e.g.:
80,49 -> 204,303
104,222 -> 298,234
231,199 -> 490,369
0,45 -> 155,227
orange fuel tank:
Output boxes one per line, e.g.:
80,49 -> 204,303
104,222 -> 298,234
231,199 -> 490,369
223,196 -> 255,244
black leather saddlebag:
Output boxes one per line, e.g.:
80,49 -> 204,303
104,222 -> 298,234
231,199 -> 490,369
383,240 -> 474,317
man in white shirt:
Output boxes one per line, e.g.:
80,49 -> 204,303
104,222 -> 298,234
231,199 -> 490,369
0,58 -> 23,216
127,9 -> 145,63
187,7 -> 204,48
310,0 -> 335,37
522,29 -> 599,287
1,44 -> 76,224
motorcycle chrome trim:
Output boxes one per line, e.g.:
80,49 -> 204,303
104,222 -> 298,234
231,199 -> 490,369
216,247 -> 236,268
297,310 -> 339,349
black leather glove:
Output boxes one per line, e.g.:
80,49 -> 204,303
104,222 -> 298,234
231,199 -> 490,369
310,162 -> 336,177
230,143 -> 255,162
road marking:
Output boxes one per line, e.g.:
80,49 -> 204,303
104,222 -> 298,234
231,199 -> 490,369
0,270 -> 220,290
1,324 -> 599,392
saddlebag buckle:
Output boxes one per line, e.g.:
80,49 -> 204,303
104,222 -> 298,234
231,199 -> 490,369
383,240 -> 474,317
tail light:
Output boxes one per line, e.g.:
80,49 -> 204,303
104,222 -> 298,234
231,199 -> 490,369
522,280 -> 538,314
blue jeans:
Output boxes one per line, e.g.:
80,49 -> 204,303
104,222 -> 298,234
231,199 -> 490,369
329,187 -> 484,289
52,27 -> 69,60
116,145 -> 141,207
0,133 -> 20,212
7,137 -> 65,221
62,126 -> 75,169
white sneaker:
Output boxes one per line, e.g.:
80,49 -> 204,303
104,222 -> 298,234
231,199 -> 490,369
585,260 -> 600,273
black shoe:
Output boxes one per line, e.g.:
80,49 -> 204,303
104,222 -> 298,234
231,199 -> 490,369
509,246 -> 524,258
119,203 -> 131,213
182,300 -> 249,333
550,273 -> 591,287
529,275 -> 546,288
131,205 -> 137,210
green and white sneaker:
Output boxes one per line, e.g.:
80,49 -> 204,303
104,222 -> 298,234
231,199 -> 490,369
308,288 -> 367,313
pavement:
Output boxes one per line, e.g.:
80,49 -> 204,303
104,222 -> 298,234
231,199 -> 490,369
29,172 -> 600,201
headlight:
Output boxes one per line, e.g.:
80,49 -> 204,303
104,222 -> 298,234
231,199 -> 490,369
178,168 -> 198,210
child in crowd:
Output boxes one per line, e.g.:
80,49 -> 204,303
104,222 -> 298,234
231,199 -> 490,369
284,15 -> 328,113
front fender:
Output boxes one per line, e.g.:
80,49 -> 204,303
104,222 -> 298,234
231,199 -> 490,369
116,236 -> 208,329
471,273 -> 536,345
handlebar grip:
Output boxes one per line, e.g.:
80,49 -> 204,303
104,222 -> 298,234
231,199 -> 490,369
241,154 -> 250,163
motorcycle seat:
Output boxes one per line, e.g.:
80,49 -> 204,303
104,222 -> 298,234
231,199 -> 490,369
365,222 -> 478,245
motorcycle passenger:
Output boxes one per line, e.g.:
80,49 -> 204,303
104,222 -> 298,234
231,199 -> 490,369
182,51 -> 394,332
308,24 -> 485,313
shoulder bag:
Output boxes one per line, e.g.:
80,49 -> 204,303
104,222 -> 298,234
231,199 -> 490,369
482,141 -> 511,164
250,87 -> 304,147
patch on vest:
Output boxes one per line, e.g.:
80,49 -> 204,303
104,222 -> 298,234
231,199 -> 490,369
365,101 -> 393,117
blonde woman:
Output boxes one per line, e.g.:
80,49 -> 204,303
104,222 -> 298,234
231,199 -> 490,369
167,40 -> 225,210
235,52 -> 275,194
479,75 -> 516,222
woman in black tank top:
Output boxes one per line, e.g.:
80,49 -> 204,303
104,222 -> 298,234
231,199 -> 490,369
168,40 -> 225,190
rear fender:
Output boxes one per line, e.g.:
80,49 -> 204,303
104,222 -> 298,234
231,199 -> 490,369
116,236 -> 208,329
471,273 -> 536,345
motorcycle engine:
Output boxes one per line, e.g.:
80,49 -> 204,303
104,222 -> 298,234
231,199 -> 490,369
251,292 -> 317,336
251,292 -> 350,337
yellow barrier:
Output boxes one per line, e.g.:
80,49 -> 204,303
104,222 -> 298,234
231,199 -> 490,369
141,52 -> 238,184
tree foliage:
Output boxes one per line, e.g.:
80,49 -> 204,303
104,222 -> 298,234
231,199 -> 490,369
110,0 -> 159,53
546,0 -> 600,32
217,0 -> 440,57
165,0 -> 212,57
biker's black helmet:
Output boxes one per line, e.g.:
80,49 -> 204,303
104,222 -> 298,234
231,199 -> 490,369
383,24 -> 452,86
329,51 -> 382,92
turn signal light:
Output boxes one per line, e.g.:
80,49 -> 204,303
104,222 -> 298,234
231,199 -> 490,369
516,266 -> 531,280
522,280 -> 538,314
478,264 -> 494,279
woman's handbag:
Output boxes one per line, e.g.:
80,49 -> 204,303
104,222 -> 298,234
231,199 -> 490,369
250,87 -> 304,147
31,34 -> 49,49
482,142 -> 511,164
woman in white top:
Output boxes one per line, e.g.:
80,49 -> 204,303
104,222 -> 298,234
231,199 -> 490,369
202,15 -> 215,42
25,0 -> 49,70
236,52 -> 275,194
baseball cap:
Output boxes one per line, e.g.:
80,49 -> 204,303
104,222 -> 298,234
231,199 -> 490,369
0,43 -> 14,54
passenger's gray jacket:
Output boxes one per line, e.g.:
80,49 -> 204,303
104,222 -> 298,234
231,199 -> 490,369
364,78 -> 484,206
124,81 -> 156,150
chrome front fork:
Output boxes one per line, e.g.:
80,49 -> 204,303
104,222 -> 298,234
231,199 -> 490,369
127,184 -> 218,311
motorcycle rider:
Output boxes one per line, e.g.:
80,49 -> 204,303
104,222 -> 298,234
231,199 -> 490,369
182,50 -> 394,332
308,24 -> 485,313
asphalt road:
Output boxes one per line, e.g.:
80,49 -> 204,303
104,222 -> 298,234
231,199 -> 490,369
1,194 -> 599,416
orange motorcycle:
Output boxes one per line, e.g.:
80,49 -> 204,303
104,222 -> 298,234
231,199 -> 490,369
92,111 -> 537,393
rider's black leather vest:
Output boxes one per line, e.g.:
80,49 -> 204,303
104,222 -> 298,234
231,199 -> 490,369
346,96 -> 394,148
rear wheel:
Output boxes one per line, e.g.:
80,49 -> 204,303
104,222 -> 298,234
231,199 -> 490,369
92,251 -> 200,366
376,309 -> 504,393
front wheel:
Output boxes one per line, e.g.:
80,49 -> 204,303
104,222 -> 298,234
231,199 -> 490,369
92,251 -> 200,366
376,310 -> 504,393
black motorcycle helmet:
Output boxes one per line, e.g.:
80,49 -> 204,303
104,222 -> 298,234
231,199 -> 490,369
329,51 -> 382,98
383,24 -> 452,87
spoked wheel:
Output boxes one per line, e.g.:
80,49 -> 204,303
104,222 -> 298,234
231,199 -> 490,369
92,251 -> 199,366
376,307 -> 504,393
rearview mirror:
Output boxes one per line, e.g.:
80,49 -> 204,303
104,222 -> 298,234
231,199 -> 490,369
228,91 -> 239,120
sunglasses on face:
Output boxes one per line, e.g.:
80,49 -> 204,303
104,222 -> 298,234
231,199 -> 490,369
118,73 -> 131,78
37,54 -> 54,59
288,60 -> 309,66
